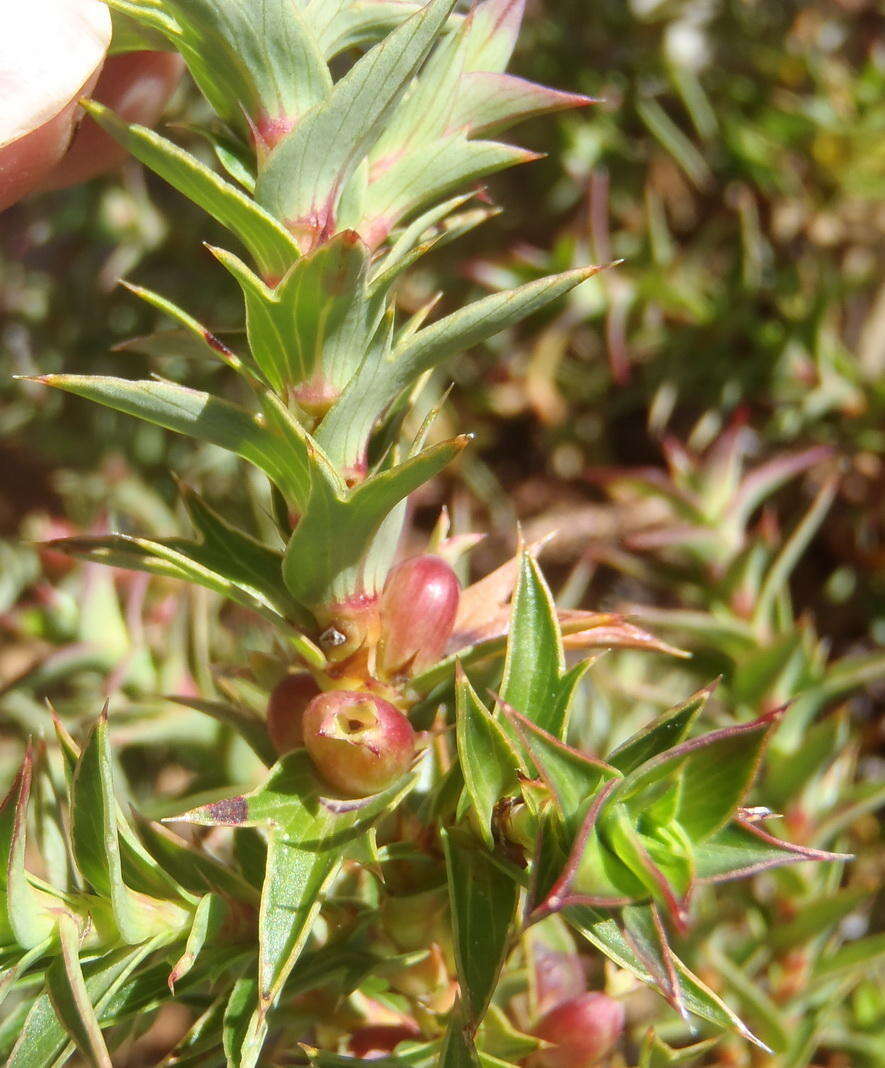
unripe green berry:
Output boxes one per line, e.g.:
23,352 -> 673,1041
302,691 -> 415,797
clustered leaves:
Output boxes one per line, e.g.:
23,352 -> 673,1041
2,1 -> 879,1067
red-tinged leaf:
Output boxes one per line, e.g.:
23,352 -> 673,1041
533,778 -> 630,917
497,697 -> 620,831
729,445 -> 833,529
560,613 -> 689,659
449,71 -> 593,137
620,708 -> 783,842
622,904 -> 687,1021
608,684 -> 714,774
564,904 -> 766,1047
462,0 -> 525,73
453,536 -> 552,642
694,819 -> 851,884
604,805 -> 690,931
0,746 -> 55,948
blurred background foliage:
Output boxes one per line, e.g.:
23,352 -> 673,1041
0,1 -> 882,1062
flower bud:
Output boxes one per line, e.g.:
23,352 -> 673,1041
266,673 -> 321,755
379,555 -> 459,677
527,993 -> 625,1068
302,691 -> 415,797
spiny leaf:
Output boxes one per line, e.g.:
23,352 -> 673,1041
499,552 -> 565,735
84,101 -> 300,280
71,709 -> 189,944
693,819 -> 850,884
620,708 -> 782,842
47,912 -> 113,1068
442,828 -> 519,1027
455,667 -> 523,848
282,435 -> 469,607
114,0 -> 332,137
499,697 -> 619,832
0,746 -> 55,948
317,264 -> 606,469
256,0 -> 458,239
564,904 -> 766,1047
608,683 -> 714,774
211,232 -> 371,394
30,375 -> 308,505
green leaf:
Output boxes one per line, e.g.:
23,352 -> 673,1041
169,893 -> 229,989
256,0 -> 458,236
83,101 -> 300,281
47,530 -> 305,630
565,904 -> 764,1046
361,136 -> 535,243
440,1010 -> 482,1068
46,912 -> 113,1068
693,819 -> 849,884
442,829 -> 519,1026
212,233 -> 371,396
119,282 -> 249,375
608,684 -> 712,774
620,710 -> 780,842
32,375 -> 308,505
0,747 -> 54,948
282,435 -> 469,606
499,700 -> 619,832
223,974 -> 261,1068
455,668 -> 523,847
499,552 -> 564,734
119,0 -> 331,136
317,264 -> 604,468
71,710 -> 187,943
256,836 -> 340,1011
173,750 -> 419,1011
7,940 -> 162,1068
639,1032 -> 719,1067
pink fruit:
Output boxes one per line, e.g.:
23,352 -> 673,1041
379,555 -> 460,676
43,49 -> 184,189
302,691 -> 415,797
0,0 -> 111,210
527,993 -> 625,1068
266,674 -> 321,755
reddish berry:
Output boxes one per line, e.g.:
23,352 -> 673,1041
302,691 -> 415,797
527,993 -> 625,1068
266,674 -> 321,755
348,1023 -> 420,1059
379,555 -> 459,676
